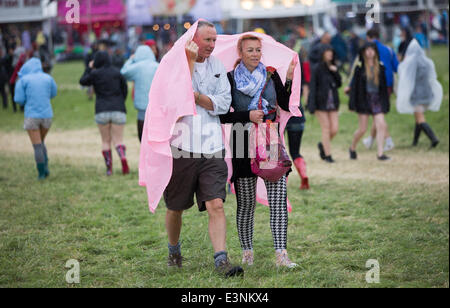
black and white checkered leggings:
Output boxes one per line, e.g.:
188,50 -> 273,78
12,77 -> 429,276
235,176 -> 288,251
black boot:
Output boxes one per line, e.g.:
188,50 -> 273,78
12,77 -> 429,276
318,142 -> 326,160
420,123 -> 439,148
324,155 -> 335,163
349,148 -> 357,160
412,123 -> 422,146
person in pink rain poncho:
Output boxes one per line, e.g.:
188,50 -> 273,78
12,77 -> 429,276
218,34 -> 300,268
139,20 -> 301,272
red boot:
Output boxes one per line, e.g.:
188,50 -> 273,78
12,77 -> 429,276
294,157 -> 309,190
116,145 -> 130,175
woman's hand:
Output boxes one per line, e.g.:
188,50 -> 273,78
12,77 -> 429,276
249,110 -> 265,124
88,60 -> 94,69
286,57 -> 296,81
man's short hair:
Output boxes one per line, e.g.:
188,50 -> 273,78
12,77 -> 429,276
197,20 -> 215,29
367,28 -> 380,39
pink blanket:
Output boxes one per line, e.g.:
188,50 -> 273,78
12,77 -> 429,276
139,21 -> 302,213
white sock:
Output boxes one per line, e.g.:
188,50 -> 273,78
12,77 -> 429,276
386,137 -> 393,145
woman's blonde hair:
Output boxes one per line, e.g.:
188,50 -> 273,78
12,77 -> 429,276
363,46 -> 380,87
237,34 -> 262,53
234,34 -> 262,68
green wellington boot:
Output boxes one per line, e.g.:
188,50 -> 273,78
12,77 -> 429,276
43,152 -> 49,177
37,163 -> 47,180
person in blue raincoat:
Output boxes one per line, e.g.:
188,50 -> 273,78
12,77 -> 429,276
14,57 -> 57,179
120,45 -> 159,142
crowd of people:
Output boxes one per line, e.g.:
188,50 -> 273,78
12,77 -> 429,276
0,26 -> 52,112
0,16 -> 445,278
303,26 -> 441,163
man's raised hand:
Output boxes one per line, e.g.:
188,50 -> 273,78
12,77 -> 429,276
185,39 -> 199,62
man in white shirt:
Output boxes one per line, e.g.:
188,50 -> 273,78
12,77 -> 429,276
164,21 -> 243,278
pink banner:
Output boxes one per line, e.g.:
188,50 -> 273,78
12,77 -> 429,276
58,0 -> 125,23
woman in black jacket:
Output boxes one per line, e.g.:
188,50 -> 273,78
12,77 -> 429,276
79,51 -> 130,176
349,43 -> 390,161
219,34 -> 297,268
307,45 -> 341,163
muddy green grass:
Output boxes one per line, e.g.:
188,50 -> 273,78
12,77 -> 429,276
0,46 -> 448,288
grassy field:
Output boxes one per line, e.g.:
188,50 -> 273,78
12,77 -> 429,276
0,46 -> 448,288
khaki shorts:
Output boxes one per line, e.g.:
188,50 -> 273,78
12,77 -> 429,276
164,148 -> 228,212
23,118 -> 52,130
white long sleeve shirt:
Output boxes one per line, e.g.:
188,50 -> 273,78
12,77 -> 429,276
170,56 -> 232,154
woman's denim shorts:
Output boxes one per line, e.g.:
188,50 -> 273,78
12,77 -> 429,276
23,118 -> 52,130
95,112 -> 127,125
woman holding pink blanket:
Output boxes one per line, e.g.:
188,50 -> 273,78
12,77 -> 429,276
220,34 -> 298,268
